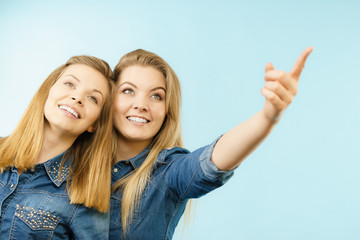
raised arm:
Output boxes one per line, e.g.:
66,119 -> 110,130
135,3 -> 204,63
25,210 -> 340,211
211,47 -> 313,171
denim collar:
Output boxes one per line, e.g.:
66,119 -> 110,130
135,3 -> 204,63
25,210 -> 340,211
43,151 -> 70,187
115,146 -> 151,170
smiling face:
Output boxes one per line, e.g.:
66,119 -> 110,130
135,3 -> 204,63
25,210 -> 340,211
114,65 -> 166,147
44,64 -> 109,138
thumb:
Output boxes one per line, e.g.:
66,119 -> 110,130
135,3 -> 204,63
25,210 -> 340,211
265,62 -> 274,73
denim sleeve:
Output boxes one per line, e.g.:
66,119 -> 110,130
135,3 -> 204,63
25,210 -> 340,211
69,205 -> 110,240
161,138 -> 234,201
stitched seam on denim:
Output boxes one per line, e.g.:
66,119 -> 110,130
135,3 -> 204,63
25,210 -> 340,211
39,195 -> 52,209
158,164 -> 182,201
0,213 -> 2,231
111,189 -> 122,201
198,143 -> 225,182
110,205 -> 122,226
17,170 -> 38,186
158,149 -> 168,161
1,192 -> 15,216
47,229 -> 55,240
10,211 -> 17,240
179,165 -> 202,201
67,204 -> 80,226
14,192 -> 69,200
2,187 -> 18,233
199,160 -> 219,182
154,169 -> 178,201
16,188 -> 69,195
132,183 -> 150,223
199,160 -> 233,187
164,199 -> 184,240
199,143 -> 234,184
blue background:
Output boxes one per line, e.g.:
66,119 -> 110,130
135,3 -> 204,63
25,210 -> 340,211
1,1 -> 359,239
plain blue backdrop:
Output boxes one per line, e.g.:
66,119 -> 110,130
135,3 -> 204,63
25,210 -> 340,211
0,1 -> 359,239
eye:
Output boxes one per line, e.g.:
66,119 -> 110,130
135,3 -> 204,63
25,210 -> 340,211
122,88 -> 134,95
150,94 -> 162,100
88,96 -> 98,104
65,82 -> 74,88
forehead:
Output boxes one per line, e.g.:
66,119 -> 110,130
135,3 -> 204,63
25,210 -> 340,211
59,64 -> 109,91
61,64 -> 98,79
118,65 -> 166,89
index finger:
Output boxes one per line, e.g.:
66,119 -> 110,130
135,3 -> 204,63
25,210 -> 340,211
289,46 -> 314,80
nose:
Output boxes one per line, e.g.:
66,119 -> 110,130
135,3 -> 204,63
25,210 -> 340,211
71,96 -> 83,106
133,96 -> 148,111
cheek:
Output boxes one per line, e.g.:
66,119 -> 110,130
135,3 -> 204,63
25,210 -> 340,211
113,96 -> 128,116
113,101 -> 121,114
156,106 -> 166,123
46,85 -> 62,100
43,96 -> 53,118
113,102 -> 125,124
160,110 -> 166,122
87,106 -> 102,124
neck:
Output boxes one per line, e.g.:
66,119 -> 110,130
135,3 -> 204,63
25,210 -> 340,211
115,137 -> 151,163
36,125 -> 77,164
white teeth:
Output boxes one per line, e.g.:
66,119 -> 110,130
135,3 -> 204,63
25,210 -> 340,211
59,105 -> 79,119
127,116 -> 148,123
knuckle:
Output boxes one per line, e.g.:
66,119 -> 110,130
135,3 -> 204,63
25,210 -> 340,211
273,82 -> 281,91
293,88 -> 298,95
278,70 -> 286,78
269,93 -> 276,101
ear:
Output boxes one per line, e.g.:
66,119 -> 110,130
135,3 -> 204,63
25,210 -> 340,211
87,126 -> 96,133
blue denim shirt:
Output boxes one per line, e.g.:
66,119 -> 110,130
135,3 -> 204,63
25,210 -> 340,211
110,140 -> 234,240
0,152 -> 109,240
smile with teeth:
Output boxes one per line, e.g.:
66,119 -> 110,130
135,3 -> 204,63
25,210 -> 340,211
59,105 -> 79,119
127,116 -> 149,123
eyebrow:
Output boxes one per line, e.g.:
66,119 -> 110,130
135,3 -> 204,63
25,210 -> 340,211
64,74 -> 104,98
119,81 -> 166,93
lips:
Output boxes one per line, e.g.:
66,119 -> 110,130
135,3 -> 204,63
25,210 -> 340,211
126,116 -> 150,123
58,105 -> 80,119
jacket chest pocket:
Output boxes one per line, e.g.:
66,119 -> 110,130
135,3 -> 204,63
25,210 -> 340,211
10,204 -> 59,239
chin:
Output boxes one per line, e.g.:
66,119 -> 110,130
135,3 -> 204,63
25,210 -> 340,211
122,134 -> 151,143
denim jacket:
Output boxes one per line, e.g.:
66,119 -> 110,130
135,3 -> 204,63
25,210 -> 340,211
110,139 -> 234,240
0,152 -> 109,240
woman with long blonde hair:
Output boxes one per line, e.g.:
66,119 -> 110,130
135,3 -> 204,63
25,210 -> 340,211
110,47 -> 313,239
0,55 -> 115,239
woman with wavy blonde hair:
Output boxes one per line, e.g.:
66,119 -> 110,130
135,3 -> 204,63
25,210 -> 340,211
110,47 -> 313,239
0,55 -> 115,239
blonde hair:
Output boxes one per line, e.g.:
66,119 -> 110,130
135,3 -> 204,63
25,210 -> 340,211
0,55 -> 116,213
113,49 -> 185,231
